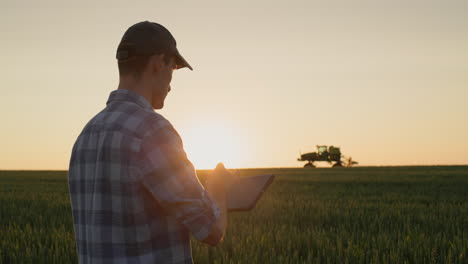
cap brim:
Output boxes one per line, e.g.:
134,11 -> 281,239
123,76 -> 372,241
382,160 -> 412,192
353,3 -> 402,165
174,50 -> 193,71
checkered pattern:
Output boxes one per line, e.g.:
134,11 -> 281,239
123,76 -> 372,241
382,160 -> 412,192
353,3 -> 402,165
68,89 -> 221,264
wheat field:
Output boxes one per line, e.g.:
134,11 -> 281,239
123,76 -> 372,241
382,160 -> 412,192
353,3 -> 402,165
1,166 -> 467,263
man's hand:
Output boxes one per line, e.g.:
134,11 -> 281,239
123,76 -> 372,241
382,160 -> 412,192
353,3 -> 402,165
206,162 -> 240,193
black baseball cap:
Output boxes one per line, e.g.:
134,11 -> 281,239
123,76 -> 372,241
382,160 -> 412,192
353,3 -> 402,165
116,21 -> 193,71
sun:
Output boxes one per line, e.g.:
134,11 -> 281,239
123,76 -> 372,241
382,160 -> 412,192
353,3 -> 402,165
180,122 -> 245,170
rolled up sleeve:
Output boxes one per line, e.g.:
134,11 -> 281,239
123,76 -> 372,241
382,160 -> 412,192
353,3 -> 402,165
137,124 -> 221,243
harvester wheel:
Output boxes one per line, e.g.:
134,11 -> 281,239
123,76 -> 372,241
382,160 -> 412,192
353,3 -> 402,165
332,162 -> 343,168
304,163 -> 315,168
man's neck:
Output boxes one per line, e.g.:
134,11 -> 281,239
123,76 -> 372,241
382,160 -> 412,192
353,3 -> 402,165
117,76 -> 153,106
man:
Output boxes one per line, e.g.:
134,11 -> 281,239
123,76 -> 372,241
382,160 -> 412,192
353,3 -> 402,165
68,21 -> 233,264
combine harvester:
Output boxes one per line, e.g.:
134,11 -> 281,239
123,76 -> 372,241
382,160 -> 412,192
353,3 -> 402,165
297,145 -> 358,168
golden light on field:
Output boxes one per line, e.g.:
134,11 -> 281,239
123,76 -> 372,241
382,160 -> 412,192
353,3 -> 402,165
181,122 -> 245,170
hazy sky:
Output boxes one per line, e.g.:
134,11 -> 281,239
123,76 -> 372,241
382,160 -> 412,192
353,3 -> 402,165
1,0 -> 467,169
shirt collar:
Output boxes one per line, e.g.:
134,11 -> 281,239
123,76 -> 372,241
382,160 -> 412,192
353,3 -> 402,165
106,89 -> 153,110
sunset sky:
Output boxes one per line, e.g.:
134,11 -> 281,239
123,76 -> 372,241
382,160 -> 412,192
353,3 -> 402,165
1,0 -> 467,170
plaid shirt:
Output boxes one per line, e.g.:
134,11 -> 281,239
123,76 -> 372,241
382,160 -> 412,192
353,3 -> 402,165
68,89 -> 221,264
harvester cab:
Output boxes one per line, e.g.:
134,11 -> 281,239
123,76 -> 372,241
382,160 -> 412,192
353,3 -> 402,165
317,145 -> 328,159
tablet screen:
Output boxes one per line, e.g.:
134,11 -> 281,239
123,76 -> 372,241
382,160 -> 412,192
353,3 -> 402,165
227,174 -> 275,211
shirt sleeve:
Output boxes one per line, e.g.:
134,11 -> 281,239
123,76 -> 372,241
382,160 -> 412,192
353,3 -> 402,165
137,123 -> 222,244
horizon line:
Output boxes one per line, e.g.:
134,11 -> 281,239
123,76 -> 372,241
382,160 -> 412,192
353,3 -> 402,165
1,164 -> 468,172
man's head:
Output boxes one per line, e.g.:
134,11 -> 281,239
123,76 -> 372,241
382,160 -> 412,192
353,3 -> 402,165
116,21 -> 192,109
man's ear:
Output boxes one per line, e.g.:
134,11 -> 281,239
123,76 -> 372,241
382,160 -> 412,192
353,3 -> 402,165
150,54 -> 165,74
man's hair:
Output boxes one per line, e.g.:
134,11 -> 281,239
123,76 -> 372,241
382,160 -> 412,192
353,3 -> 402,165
118,53 -> 172,78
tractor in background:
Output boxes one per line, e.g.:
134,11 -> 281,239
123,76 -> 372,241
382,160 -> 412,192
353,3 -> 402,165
297,145 -> 358,168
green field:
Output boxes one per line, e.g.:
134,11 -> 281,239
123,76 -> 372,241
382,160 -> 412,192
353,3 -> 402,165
1,166 -> 467,263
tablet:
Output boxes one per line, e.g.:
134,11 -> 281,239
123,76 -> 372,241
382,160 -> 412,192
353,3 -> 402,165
227,174 -> 275,212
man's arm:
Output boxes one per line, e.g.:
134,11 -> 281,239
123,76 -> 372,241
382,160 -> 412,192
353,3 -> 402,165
138,125 -> 230,246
